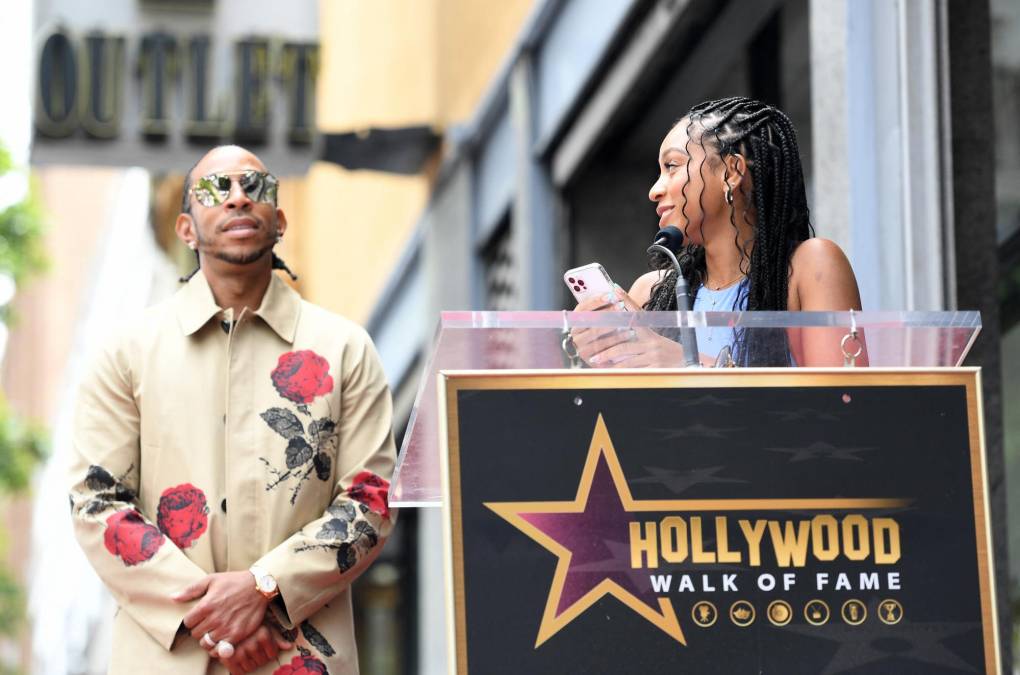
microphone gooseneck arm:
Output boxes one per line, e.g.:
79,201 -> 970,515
647,232 -> 700,367
646,241 -> 686,306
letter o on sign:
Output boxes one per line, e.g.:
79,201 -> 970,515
36,31 -> 78,137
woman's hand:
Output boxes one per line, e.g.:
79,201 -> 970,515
570,287 -> 632,365
586,326 -> 686,367
570,287 -> 687,367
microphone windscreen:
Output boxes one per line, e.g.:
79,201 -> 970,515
653,226 -> 685,253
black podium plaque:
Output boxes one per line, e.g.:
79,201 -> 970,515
439,369 -> 999,675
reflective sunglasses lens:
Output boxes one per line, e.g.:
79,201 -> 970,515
241,172 -> 278,205
193,176 -> 225,207
260,175 -> 278,205
239,171 -> 265,201
193,171 -> 278,207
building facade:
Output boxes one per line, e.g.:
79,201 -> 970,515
9,0 -> 1019,673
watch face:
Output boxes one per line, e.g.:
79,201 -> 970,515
260,575 -> 277,593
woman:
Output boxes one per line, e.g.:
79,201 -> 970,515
574,96 -> 863,367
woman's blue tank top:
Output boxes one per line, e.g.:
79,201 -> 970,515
692,278 -> 748,359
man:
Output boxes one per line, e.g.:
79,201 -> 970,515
69,145 -> 396,674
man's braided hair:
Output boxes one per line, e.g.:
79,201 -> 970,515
645,96 -> 813,366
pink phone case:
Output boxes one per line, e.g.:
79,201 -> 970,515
564,263 -> 615,303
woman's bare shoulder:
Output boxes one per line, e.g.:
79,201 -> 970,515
790,237 -> 850,268
629,270 -> 667,307
789,237 -> 861,311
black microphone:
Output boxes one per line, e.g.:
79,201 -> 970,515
650,226 -> 685,253
646,227 -> 692,310
646,226 -> 700,367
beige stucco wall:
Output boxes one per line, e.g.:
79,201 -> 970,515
296,0 -> 534,324
436,0 -> 535,123
318,1 -> 439,130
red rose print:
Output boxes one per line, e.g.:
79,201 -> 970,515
103,510 -> 164,566
273,654 -> 329,675
157,484 -> 209,548
271,351 -> 334,405
347,471 -> 391,520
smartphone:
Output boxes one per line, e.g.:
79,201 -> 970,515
564,263 -> 616,303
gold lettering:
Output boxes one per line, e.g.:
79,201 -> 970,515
690,516 -> 716,563
660,516 -> 688,564
738,519 -> 767,567
715,516 -> 741,563
841,514 -> 871,560
630,521 -> 658,568
811,515 -> 840,561
872,518 -> 900,564
768,520 -> 811,567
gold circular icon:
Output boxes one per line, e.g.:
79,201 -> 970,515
804,599 -> 830,626
766,600 -> 792,626
878,598 -> 903,625
729,600 -> 755,627
841,599 -> 867,625
691,601 -> 717,627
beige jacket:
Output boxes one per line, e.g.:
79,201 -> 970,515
68,271 -> 397,675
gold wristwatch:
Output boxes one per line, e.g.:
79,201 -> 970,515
249,565 -> 279,600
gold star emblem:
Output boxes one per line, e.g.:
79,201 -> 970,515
485,415 -> 910,648
486,415 -> 685,647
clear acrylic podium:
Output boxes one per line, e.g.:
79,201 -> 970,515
391,310 -> 981,506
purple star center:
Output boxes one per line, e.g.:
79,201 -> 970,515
520,452 -> 660,616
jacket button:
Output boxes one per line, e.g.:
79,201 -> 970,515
221,499 -> 227,513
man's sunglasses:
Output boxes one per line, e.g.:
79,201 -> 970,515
189,170 -> 279,208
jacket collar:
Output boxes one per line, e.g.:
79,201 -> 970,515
255,272 -> 301,343
174,270 -> 300,343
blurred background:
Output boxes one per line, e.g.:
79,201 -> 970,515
0,0 -> 1018,672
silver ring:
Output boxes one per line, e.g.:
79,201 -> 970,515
840,333 -> 863,358
216,640 -> 235,658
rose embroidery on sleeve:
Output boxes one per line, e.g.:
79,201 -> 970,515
347,471 -> 391,520
300,620 -> 336,657
293,502 -> 380,574
103,509 -> 164,566
273,653 -> 329,675
157,484 -> 209,548
260,350 -> 338,504
76,464 -> 138,516
271,350 -> 334,406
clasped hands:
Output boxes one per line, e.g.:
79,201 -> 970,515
174,571 -> 292,675
571,287 -> 687,368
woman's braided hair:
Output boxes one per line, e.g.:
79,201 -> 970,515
645,96 -> 813,365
